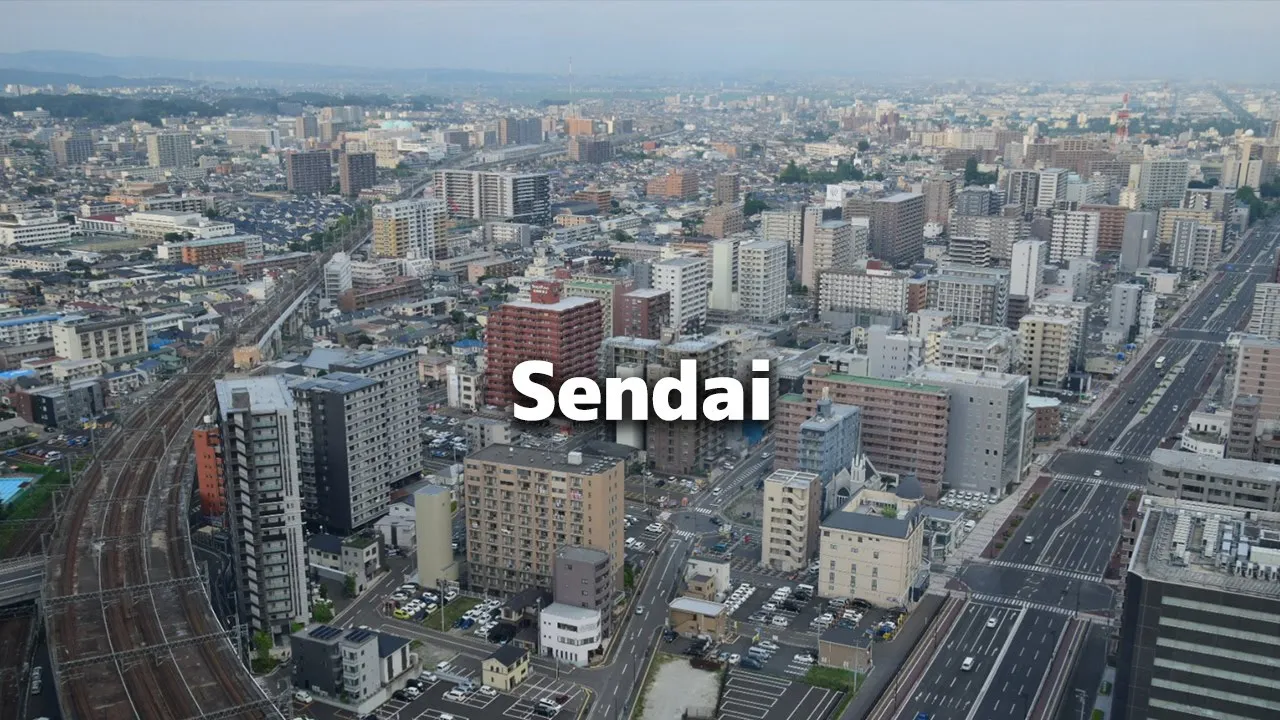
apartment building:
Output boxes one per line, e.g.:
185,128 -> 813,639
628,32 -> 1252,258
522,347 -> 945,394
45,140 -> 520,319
797,392 -> 862,485
338,152 -> 377,196
738,240 -> 788,322
51,130 -> 93,165
618,289 -> 670,339
909,367 -> 1029,496
1004,169 -> 1040,216
948,214 -> 1028,262
926,266 -> 1009,327
146,132 -> 194,168
1119,211 -> 1158,272
777,367 -> 950,495
1079,204 -> 1129,254
761,204 -> 806,266
646,170 -> 699,200
51,316 -> 148,361
714,173 -> 741,205
463,445 -> 624,595
1136,157 -> 1190,211
936,324 -> 1020,373
762,469 -> 823,573
817,481 -> 927,608
1235,335 -> 1280,422
1249,283 -> 1280,340
1019,314 -> 1074,388
563,277 -> 632,337
435,170 -> 551,224
652,256 -> 709,334
372,198 -> 448,260
1010,239 -> 1047,299
484,297 -> 603,408
290,625 -> 410,707
923,175 -> 957,226
553,546 -> 616,640
1156,208 -> 1220,248
1029,297 -> 1089,368
498,117 -> 543,146
1049,210 -> 1101,263
216,376 -> 308,637
1116,497 -> 1280,720
646,335 -> 734,476
803,219 -> 854,290
540,603 -> 603,667
567,136 -> 613,163
1169,218 -> 1223,272
286,150 -> 333,195
704,203 -> 744,239
869,192 -> 925,266
817,264 -> 912,319
0,314 -> 61,346
177,234 -> 265,264
1035,168 -> 1070,209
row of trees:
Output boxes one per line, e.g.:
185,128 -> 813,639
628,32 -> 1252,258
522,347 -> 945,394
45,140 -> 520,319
0,93 -> 218,126
777,159 -> 884,184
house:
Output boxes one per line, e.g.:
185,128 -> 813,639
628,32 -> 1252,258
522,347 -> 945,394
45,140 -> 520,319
289,625 -> 414,714
306,533 -> 383,595
376,495 -> 417,550
482,644 -> 530,692
668,597 -> 728,638
539,602 -> 603,667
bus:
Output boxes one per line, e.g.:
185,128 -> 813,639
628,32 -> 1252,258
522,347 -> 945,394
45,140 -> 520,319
1155,356 -> 1166,370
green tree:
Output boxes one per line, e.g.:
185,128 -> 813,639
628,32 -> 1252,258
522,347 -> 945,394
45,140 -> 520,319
611,229 -> 632,242
963,156 -> 997,187
312,601 -> 335,623
163,232 -> 184,243
251,630 -> 276,673
203,207 -> 220,219
857,139 -> 871,152
743,194 -> 769,217
343,573 -> 358,598
450,310 -> 466,324
880,506 -> 899,519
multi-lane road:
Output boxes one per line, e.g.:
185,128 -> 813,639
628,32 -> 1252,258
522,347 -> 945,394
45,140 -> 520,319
895,217 -> 1280,720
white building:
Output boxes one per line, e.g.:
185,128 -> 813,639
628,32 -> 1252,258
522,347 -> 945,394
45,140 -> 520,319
1009,239 -> 1047,299
708,238 -> 740,312
1249,283 -> 1280,340
819,264 -> 912,318
323,252 -> 354,300
1137,158 -> 1190,211
52,316 -> 148,361
0,214 -> 73,248
802,219 -> 853,290
1036,168 -> 1070,209
539,603 -> 603,666
0,313 -> 61,345
738,240 -> 787,322
1049,210 -> 1101,263
371,198 -> 449,260
1169,219 -> 1222,272
146,131 -> 194,168
125,210 -> 236,243
652,256 -> 709,334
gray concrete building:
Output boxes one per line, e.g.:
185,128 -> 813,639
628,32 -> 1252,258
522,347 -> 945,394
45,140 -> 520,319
553,546 -> 616,638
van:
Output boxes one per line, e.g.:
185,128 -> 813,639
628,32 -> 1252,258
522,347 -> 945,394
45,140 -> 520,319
771,616 -> 789,628
963,520 -> 976,532
747,646 -> 772,660
796,583 -> 815,597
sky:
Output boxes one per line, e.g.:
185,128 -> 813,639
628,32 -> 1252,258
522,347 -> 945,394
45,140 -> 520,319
5,0 -> 1280,81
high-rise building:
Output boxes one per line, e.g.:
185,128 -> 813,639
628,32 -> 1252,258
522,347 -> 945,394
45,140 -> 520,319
498,117 -> 543,146
908,367 -> 1028,497
1234,335 -> 1280,421
572,188 -> 612,216
1169,218 -> 1223,271
146,132 -> 194,168
216,376 -> 308,636
708,239 -> 740,312
372,198 -> 448,260
435,170 -> 551,224
761,469 -> 823,573
803,219 -> 853,290
52,316 -> 148,361
323,252 -> 353,299
652,256 -> 709,333
869,193 -> 926,266
818,264 -> 913,320
761,203 -> 807,276
1080,204 -> 1129,254
1248,283 -> 1280,340
565,117 -> 596,137
1156,208 -> 1219,248
645,335 -> 735,475
1003,169 -> 1040,216
714,172 -> 741,205
286,150 -> 333,195
51,130 -> 93,165
704,203 -> 744,239
192,423 -> 225,523
645,170 -> 699,200
1115,497 -> 1280,720
1119,211 -> 1158,272
1036,168 -> 1070,209
923,174 -> 958,226
568,136 -> 613,163
1108,283 -> 1144,340
563,277 -> 632,337
926,266 -> 1010,326
463,445 -> 624,595
949,214 -> 1028,262
1019,314 -> 1074,387
1136,158 -> 1190,211
484,297 -> 604,408
1049,210 -> 1101,263
338,152 -> 376,196
946,235 -> 991,267
738,240 -> 788,322
295,114 -> 319,139
796,392 -> 862,486
953,187 -> 997,217
1010,239 -> 1048,299
619,289 -> 670,339
226,127 -> 279,150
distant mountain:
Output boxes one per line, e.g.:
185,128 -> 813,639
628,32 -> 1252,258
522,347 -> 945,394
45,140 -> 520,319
0,66 -> 192,88
0,51 -> 556,87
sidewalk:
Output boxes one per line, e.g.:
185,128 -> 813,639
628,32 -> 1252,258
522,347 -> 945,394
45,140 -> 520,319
838,593 -> 952,720
941,463 -> 1045,575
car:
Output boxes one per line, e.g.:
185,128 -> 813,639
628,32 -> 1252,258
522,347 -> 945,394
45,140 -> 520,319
406,679 -> 426,691
728,653 -> 741,665
793,653 -> 815,664
915,713 -> 933,720
420,671 -> 438,682
961,656 -> 976,671
1115,456 -> 1125,464
1024,535 -> 1035,544
1060,484 -> 1069,492
479,685 -> 498,697
1093,470 -> 1102,477
294,690 -> 313,704
636,606 -> 645,615
393,689 -> 411,701
717,651 -> 730,662
712,487 -> 722,495
761,451 -> 772,458
437,660 -> 452,672
537,700 -> 563,714
404,686 -> 422,699
986,617 -> 998,629
740,657 -> 763,670
1128,398 -> 1136,404
440,715 -> 456,720
445,688 -> 468,701
762,602 -> 777,611
1173,405 -> 1180,411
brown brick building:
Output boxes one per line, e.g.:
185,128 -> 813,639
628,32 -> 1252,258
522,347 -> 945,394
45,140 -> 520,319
619,289 -> 670,339
646,171 -> 698,201
483,297 -> 604,409
1081,203 -> 1129,254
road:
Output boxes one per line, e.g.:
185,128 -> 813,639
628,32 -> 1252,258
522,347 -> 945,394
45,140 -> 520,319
896,216 -> 1280,720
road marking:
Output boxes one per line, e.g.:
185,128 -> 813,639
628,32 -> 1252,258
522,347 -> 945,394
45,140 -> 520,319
965,607 -> 1025,720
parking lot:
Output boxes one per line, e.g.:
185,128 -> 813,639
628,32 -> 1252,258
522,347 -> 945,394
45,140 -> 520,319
339,661 -> 583,720
719,670 -> 842,720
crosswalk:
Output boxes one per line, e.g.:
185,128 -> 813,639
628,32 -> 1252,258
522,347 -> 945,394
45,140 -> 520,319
1067,447 -> 1147,463
969,593 -> 1078,617
987,559 -> 1101,582
693,507 -> 714,515
1053,473 -> 1143,491
673,529 -> 699,540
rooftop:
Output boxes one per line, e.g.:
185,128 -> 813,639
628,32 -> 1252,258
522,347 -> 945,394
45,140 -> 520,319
215,376 -> 294,416
669,596 -> 726,617
818,372 -> 948,396
908,366 -> 1026,391
1150,448 -> 1280,483
287,371 -> 378,395
765,468 -> 819,491
822,495 -> 919,539
468,444 -> 621,477
500,297 -> 599,313
878,192 -> 923,203
541,602 -> 601,622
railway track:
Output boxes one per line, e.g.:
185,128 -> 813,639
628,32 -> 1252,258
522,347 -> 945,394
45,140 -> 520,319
41,223 -> 370,719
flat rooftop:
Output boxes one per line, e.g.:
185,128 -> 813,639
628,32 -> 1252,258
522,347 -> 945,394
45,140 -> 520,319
501,297 -> 598,312
1150,448 -> 1280,483
765,468 -> 819,491
909,366 -> 1026,391
820,372 -> 948,396
468,444 -> 621,476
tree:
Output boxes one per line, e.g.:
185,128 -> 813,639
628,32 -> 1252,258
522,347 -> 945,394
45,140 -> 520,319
880,506 -> 899,519
343,573 -> 358,598
251,630 -> 276,673
312,601 -> 335,623
203,207 -> 220,219
963,156 -> 997,187
611,229 -> 632,242
450,310 -> 466,324
857,139 -> 871,152
163,232 -> 184,243
743,194 -> 769,217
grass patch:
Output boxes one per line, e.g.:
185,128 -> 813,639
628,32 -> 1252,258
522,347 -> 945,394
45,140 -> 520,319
1091,710 -> 1103,720
634,652 -> 676,718
423,595 -> 479,630
803,666 -> 862,692
0,461 -> 71,553
624,564 -> 635,590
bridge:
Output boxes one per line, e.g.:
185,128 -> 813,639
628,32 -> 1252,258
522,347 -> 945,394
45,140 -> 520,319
0,556 -> 44,605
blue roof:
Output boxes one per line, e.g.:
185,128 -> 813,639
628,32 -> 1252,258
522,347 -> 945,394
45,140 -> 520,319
453,339 -> 485,349
0,314 -> 59,328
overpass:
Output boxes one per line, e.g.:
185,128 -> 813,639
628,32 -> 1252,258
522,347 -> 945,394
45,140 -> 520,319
0,555 -> 44,605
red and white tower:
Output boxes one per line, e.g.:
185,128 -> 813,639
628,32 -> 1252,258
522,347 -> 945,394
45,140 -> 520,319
1116,92 -> 1131,142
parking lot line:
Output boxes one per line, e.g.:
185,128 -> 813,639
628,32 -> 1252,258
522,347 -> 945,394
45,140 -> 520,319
722,690 -> 777,708
721,703 -> 770,720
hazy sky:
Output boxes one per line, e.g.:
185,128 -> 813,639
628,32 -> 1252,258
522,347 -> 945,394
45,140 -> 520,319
6,0 -> 1280,80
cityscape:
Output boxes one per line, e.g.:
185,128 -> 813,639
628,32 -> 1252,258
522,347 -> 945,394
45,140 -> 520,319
2,3 -> 1280,720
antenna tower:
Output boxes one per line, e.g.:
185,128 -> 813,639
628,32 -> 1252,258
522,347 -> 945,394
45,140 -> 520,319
1116,92 -> 1131,143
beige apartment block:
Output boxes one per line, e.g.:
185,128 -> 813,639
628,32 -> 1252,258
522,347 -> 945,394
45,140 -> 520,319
762,469 -> 822,572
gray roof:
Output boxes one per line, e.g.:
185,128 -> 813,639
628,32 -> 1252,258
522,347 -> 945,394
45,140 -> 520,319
469,444 -> 621,476
820,625 -> 872,649
1150,447 -> 1280,483
821,501 -> 919,539
488,643 -> 528,667
895,474 -> 925,501
287,371 -> 378,395
307,533 -> 343,555
377,632 -> 410,658
555,546 -> 610,564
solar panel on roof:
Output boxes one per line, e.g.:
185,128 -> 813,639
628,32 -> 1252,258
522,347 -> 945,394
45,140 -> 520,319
345,629 -> 376,643
308,625 -> 342,640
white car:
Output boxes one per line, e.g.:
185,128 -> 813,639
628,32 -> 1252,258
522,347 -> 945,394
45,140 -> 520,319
1024,535 -> 1035,544
727,653 -> 741,665
762,602 -> 777,611
405,687 -> 422,699
420,671 -> 438,682
793,653 -> 815,664
986,617 -> 998,628
445,688 -> 468,701
712,487 -> 722,495
1093,470 -> 1102,477
437,660 -> 452,672
479,685 -> 498,697
758,641 -> 780,651
293,690 -> 313,704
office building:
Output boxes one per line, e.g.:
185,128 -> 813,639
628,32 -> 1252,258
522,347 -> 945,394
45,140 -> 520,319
484,297 -> 603,408
1109,283 -> 1143,336
803,219 -> 854,290
1249,284 -> 1280,340
619,289 -> 670,339
1010,239 -> 1047,299
714,172 -> 741,205
372,198 -> 448,260
926,266 -> 1009,327
1136,158 -> 1190,211
777,367 -> 950,493
1119,211 -> 1158,272
1049,210 -> 1101,263
1169,218 -> 1223,272
435,170 -> 551,224
1003,169 -> 1040,216
226,127 -> 279,150
869,193 -> 925,266
1019,314 -> 1074,388
909,367 -> 1028,497
498,117 -> 543,146
567,136 -> 612,163
553,547 -> 616,639
923,175 -> 957,226
1036,168 -> 1070,209
216,376 -> 308,636
949,214 -> 1027,262
738,240 -> 788,322
867,324 -> 925,380
704,203 -> 744,239
936,324 -> 1020,374
286,150 -> 333,195
817,481 -> 928,607
338,152 -> 376,196
1116,496 -> 1280,720
818,263 -> 913,320
51,131 -> 93,165
294,114 -> 318,139
1235,336 -> 1280,422
51,316 -> 148,361
646,170 -> 699,200
652,256 -> 709,333
1147,449 -> 1280,509
463,445 -> 624,595
146,132 -> 194,168
762,469 -> 823,573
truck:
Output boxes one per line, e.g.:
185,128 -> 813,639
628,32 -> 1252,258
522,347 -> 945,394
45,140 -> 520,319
1155,355 -> 1166,371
